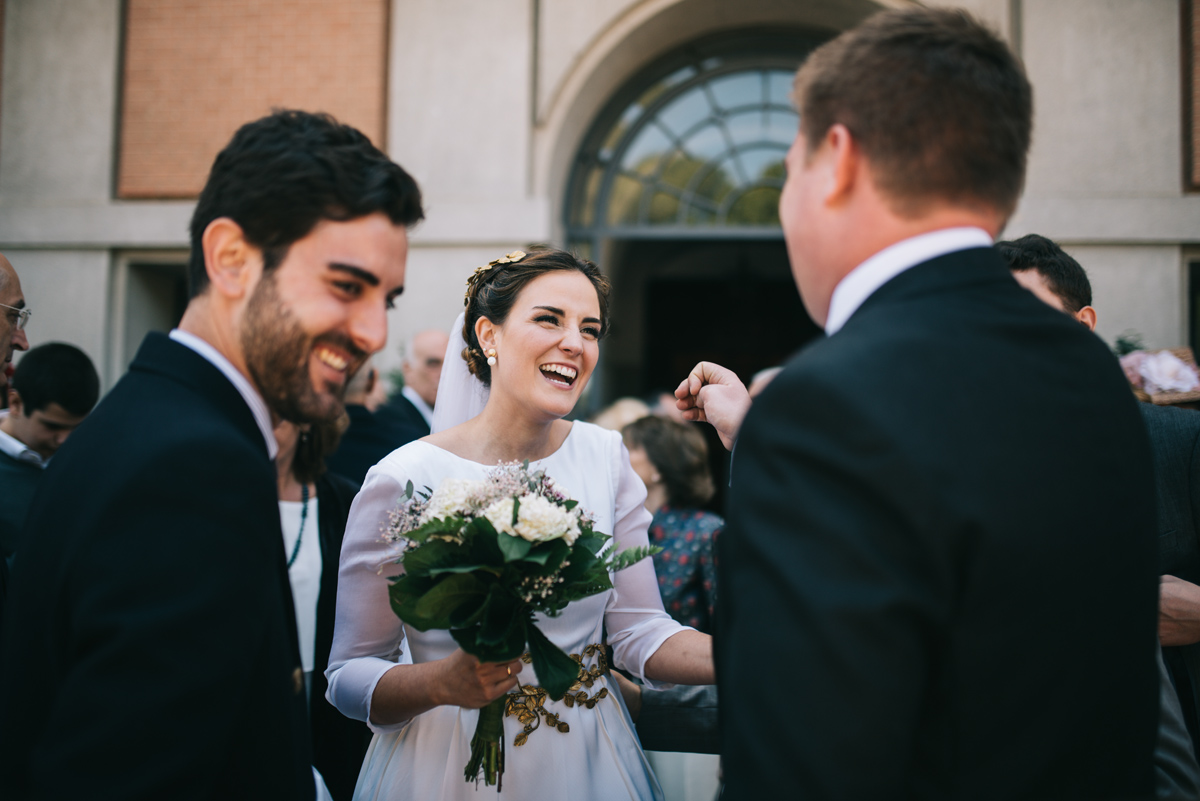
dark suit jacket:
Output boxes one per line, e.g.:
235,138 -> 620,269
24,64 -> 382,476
310,471 -> 371,801
0,333 -> 314,800
325,403 -> 423,486
718,248 -> 1159,800
1141,403 -> 1200,752
381,391 -> 430,438
637,684 -> 719,754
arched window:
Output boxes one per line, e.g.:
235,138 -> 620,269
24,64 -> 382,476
566,31 -> 827,240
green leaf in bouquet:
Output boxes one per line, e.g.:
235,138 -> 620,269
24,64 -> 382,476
389,573 -> 441,631
428,563 -> 500,577
404,479 -> 415,501
525,618 -> 581,701
401,538 -> 467,578
463,517 -> 506,566
563,499 -> 578,511
603,544 -> 661,573
556,542 -> 600,585
522,538 -> 570,569
403,516 -> 464,545
477,586 -> 523,646
573,532 -> 610,557
413,572 -> 487,628
450,621 -> 526,663
496,531 -> 532,562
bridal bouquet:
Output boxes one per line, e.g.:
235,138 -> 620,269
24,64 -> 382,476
384,461 -> 656,788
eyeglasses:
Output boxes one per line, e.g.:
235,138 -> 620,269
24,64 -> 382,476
0,302 -> 31,331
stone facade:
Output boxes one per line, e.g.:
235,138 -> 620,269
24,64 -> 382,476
0,0 -> 1196,395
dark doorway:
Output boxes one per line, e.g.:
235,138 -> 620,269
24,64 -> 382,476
599,238 -> 821,512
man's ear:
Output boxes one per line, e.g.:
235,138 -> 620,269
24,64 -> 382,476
824,123 -> 860,207
475,316 -> 498,353
1075,306 -> 1098,332
200,218 -> 261,300
7,388 -> 23,417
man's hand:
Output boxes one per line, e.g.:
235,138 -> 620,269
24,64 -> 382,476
1160,574 -> 1200,646
674,361 -> 751,451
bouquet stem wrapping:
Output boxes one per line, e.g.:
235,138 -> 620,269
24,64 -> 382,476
466,695 -> 507,788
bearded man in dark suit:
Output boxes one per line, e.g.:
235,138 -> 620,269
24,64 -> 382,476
0,110 -> 422,799
677,9 -> 1159,799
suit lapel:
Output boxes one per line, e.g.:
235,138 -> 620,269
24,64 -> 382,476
128,332 -> 270,459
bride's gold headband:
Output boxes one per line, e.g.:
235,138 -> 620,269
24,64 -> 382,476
463,250 -> 528,307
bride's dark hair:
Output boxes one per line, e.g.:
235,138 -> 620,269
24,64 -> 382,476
462,248 -> 611,386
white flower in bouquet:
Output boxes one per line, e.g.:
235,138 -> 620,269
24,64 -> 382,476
1140,351 -> 1200,394
483,494 -> 581,546
421,478 -> 482,523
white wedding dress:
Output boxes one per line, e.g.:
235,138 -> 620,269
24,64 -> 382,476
325,421 -> 686,800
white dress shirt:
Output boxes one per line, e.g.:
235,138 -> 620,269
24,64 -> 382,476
824,227 -> 994,336
168,329 -> 277,459
0,409 -> 47,467
401,385 -> 433,428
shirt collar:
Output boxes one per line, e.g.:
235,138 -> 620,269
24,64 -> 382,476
824,227 -> 994,335
168,329 -> 278,459
401,385 -> 434,427
0,410 -> 47,467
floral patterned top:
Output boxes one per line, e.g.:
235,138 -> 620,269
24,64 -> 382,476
648,505 -> 722,634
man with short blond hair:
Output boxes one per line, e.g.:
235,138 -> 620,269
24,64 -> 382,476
679,9 -> 1157,798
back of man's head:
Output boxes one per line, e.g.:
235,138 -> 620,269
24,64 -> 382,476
793,8 -> 1031,220
996,234 -> 1092,313
187,109 -> 424,298
11,343 -> 100,417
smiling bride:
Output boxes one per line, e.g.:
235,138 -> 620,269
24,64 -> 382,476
325,248 -> 714,800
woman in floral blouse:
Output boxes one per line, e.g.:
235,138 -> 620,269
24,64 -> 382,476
622,415 -> 721,634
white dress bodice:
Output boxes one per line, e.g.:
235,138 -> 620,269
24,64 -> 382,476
325,421 -> 686,800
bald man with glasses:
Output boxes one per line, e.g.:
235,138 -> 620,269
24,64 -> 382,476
0,254 -> 31,399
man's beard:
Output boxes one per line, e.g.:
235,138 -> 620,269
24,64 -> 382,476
241,272 -> 364,424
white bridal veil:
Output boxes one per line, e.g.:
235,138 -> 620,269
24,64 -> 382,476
429,311 -> 489,434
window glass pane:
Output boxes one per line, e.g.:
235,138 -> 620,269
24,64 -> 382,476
657,88 -> 713,138
738,146 -> 787,184
725,186 -> 782,225
695,163 -> 735,207
600,104 -> 642,161
621,123 -> 672,175
647,191 -> 681,224
575,166 -> 603,227
768,70 -> 795,106
660,152 -> 709,194
681,123 -> 728,161
709,72 -> 763,112
765,110 -> 800,144
608,174 -> 645,225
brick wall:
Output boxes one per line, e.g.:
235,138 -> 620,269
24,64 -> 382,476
118,0 -> 388,198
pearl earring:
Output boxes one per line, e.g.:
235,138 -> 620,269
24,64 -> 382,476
486,349 -> 497,367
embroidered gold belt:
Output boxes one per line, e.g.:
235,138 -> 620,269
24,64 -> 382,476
504,643 -> 609,747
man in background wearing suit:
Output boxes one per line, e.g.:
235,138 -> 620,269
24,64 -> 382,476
0,110 -> 423,799
381,327 -> 448,435
997,232 -> 1199,798
678,9 -> 1159,799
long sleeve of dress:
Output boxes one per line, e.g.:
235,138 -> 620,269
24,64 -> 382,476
324,466 -> 413,733
603,436 -> 692,688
